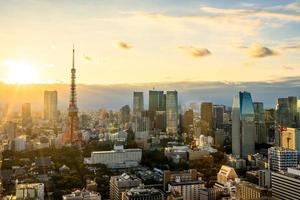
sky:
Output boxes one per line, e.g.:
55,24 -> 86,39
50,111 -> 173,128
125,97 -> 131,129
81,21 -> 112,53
0,0 -> 299,84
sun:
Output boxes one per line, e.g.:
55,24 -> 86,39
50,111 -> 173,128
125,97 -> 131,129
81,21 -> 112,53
4,60 -> 39,84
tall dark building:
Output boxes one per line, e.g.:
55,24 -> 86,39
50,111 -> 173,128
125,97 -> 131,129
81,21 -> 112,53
182,109 -> 194,133
265,109 -> 275,143
201,102 -> 213,136
253,102 -> 267,144
120,105 -> 131,124
149,90 -> 165,112
44,90 -> 58,123
276,96 -> 298,127
133,92 -> 144,115
63,46 -> 81,145
22,103 -> 32,128
213,105 -> 225,129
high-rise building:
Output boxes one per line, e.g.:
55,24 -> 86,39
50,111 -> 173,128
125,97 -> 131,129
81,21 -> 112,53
21,103 -> 32,128
265,109 -> 275,143
110,173 -> 142,200
182,109 -> 193,133
44,91 -> 58,122
122,185 -> 164,200
288,96 -> 298,127
271,168 -> 300,200
154,111 -> 166,132
133,92 -> 144,115
5,121 -> 17,141
166,91 -> 178,135
276,96 -> 298,128
120,105 -> 131,124
149,90 -> 165,113
201,102 -> 213,136
135,111 -> 150,132
63,47 -> 81,145
232,91 -> 255,158
253,102 -> 267,144
213,105 -> 225,129
268,147 -> 298,172
280,128 -> 300,151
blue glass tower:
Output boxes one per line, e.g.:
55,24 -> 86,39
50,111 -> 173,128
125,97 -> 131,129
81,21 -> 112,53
232,91 -> 255,158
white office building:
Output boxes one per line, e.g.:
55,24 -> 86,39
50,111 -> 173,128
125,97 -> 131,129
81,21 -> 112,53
268,147 -> 298,172
86,145 -> 142,168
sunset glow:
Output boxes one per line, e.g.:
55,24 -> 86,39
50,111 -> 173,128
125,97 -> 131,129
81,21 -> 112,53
4,60 -> 38,84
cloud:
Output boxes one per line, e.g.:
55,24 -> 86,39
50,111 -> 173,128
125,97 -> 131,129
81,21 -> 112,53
281,44 -> 300,49
83,55 -> 93,61
282,65 -> 295,70
248,43 -> 277,58
178,46 -> 211,58
117,41 -> 132,49
199,6 -> 300,22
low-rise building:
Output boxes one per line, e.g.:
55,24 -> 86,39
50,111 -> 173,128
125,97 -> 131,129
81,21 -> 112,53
216,165 -> 238,186
16,183 -> 44,200
164,169 -> 205,200
236,181 -> 268,200
122,185 -> 163,200
86,145 -> 142,168
62,189 -> 101,200
110,173 -> 142,200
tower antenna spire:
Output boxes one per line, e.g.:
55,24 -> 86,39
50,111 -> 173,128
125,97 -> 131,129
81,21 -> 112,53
63,45 -> 81,145
72,44 -> 75,69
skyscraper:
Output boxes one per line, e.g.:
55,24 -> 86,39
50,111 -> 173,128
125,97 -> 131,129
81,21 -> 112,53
201,102 -> 213,136
63,47 -> 81,145
253,102 -> 266,144
166,91 -> 178,135
120,105 -> 130,124
276,96 -> 298,127
22,103 -> 32,128
182,109 -> 193,133
133,92 -> 144,115
149,90 -> 165,113
232,91 -> 255,158
213,105 -> 225,129
44,90 -> 58,122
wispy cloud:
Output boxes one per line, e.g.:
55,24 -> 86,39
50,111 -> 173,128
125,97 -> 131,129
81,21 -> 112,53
199,5 -> 300,22
117,41 -> 132,49
178,46 -> 211,58
282,65 -> 295,70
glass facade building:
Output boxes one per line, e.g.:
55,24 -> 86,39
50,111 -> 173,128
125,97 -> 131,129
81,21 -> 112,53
232,91 -> 255,158
166,91 -> 178,135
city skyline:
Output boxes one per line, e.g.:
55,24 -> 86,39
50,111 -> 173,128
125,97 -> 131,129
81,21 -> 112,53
0,0 -> 299,84
1,1 -> 300,200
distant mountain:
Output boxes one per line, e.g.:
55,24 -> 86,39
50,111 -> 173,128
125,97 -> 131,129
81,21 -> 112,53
0,76 -> 299,112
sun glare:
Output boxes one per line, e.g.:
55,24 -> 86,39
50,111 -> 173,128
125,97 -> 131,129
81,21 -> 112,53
4,60 -> 38,84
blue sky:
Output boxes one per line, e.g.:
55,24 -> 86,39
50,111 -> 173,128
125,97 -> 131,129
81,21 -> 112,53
0,0 -> 299,84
